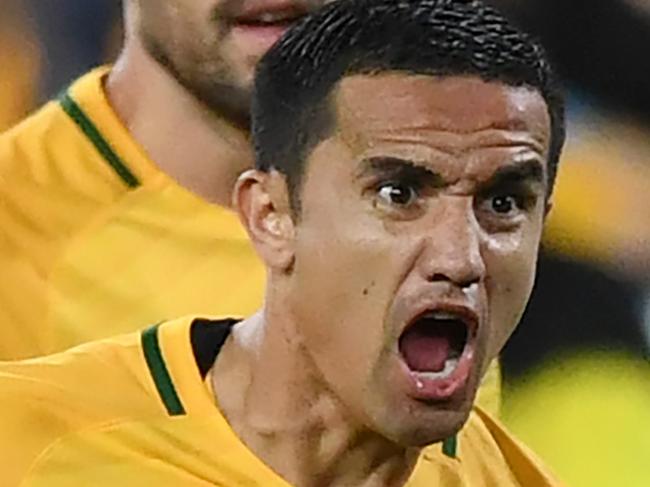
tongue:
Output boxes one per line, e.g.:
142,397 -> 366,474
400,326 -> 451,372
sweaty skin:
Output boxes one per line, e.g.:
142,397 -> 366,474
213,74 -> 551,487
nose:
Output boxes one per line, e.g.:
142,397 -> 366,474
416,197 -> 486,288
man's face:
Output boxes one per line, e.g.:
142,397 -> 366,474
288,74 -> 551,445
135,0 -> 328,123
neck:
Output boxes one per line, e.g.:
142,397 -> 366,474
212,302 -> 421,487
105,37 -> 253,207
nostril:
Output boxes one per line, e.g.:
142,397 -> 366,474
428,273 -> 449,283
427,272 -> 481,288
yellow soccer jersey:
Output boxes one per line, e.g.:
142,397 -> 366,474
0,67 -> 265,359
0,316 -> 561,487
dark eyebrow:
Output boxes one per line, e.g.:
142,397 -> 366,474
355,156 -> 445,186
482,159 -> 546,191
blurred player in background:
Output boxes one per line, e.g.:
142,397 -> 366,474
0,1 -> 566,484
0,0 -> 325,356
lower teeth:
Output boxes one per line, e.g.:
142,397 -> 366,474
417,357 -> 459,379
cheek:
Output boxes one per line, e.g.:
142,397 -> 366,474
291,211 -> 405,372
163,4 -> 227,64
484,233 -> 540,355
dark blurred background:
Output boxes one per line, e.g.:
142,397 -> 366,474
1,1 -> 649,485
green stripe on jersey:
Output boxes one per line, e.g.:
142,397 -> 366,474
59,91 -> 140,188
442,435 -> 458,459
141,325 -> 186,416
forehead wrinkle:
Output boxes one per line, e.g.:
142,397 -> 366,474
334,73 -> 551,157
355,127 -> 547,159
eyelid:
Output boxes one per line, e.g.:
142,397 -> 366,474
375,179 -> 421,198
371,174 -> 425,193
478,191 -> 538,220
359,157 -> 443,187
481,179 -> 540,200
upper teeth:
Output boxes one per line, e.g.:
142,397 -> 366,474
427,311 -> 461,321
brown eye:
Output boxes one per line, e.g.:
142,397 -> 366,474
377,183 -> 417,206
491,195 -> 518,214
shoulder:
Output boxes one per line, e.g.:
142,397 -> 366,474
0,319 -> 189,486
0,73 -> 134,255
0,316 -> 209,417
0,70 -> 148,314
0,99 -> 74,178
0,75 -> 133,199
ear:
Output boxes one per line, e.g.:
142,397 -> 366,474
234,169 -> 296,271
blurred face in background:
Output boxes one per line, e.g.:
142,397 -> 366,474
133,0 -> 329,124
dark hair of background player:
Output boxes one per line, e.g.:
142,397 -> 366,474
252,0 -> 565,212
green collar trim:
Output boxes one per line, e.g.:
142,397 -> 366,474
59,90 -> 140,188
141,324 -> 186,416
442,435 -> 458,458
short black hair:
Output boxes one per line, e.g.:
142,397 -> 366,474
253,0 -> 565,210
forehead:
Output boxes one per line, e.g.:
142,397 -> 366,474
332,73 -> 551,160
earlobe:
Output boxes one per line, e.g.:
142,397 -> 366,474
234,170 -> 296,271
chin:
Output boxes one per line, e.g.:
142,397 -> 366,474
381,399 -> 474,448
414,409 -> 471,447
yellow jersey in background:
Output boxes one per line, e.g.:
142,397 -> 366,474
0,68 -> 264,358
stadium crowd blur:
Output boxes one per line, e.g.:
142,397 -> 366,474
1,0 -> 649,485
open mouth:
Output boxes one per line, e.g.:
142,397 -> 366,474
399,312 -> 468,378
398,308 -> 476,400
